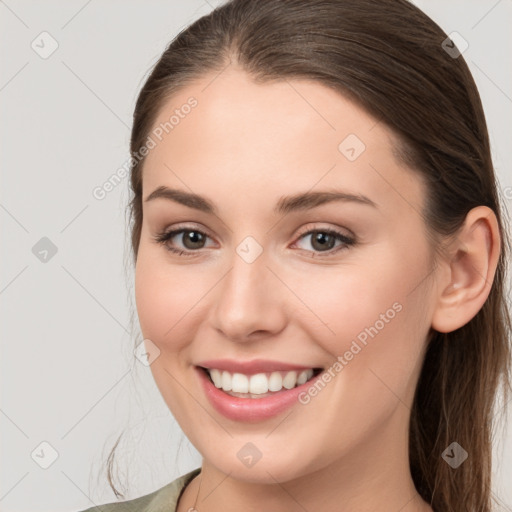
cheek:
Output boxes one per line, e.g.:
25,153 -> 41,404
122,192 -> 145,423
286,254 -> 431,459
134,249 -> 205,351
134,251 -> 207,422
294,245 -> 431,376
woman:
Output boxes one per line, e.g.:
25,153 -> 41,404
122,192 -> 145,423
79,0 -> 511,510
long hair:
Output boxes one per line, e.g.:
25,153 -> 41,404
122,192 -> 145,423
107,1 -> 512,510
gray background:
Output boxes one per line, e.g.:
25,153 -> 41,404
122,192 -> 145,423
1,1 -> 511,511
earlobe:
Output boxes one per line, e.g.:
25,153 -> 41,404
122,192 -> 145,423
431,206 -> 501,334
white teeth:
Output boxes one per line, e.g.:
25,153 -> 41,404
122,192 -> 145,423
249,373 -> 268,394
268,372 -> 282,392
209,369 -> 222,388
282,371 -> 297,389
296,370 -> 309,386
206,368 -> 315,395
232,373 -> 249,393
221,370 -> 232,391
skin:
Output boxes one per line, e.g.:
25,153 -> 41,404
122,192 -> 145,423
134,67 -> 500,512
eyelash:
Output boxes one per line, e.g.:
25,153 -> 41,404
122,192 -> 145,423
152,224 -> 356,259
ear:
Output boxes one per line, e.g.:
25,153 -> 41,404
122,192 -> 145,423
431,206 -> 501,334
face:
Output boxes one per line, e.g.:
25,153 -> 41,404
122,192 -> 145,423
135,67 -> 438,483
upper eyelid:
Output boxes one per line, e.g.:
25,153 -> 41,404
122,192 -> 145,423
162,224 -> 216,243
160,221 -> 353,236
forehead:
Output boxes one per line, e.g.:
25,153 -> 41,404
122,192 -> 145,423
141,67 -> 425,219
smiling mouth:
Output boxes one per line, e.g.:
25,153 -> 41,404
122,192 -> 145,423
198,366 -> 323,398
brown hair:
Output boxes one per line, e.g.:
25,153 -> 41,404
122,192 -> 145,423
107,1 -> 512,510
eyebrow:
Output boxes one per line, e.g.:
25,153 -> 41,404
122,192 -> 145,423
144,186 -> 378,215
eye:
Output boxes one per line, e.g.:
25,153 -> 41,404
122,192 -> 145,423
153,225 -> 356,258
292,227 -> 356,257
153,227 -> 213,256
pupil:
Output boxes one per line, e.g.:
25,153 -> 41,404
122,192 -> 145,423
185,231 -> 204,249
313,232 -> 334,251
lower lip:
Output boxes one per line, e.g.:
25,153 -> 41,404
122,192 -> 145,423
196,367 -> 322,422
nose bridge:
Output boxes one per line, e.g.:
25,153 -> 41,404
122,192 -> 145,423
211,236 -> 286,341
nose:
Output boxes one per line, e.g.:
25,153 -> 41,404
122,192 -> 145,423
209,244 -> 287,343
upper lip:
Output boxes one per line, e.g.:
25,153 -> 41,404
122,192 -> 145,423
196,359 -> 322,375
